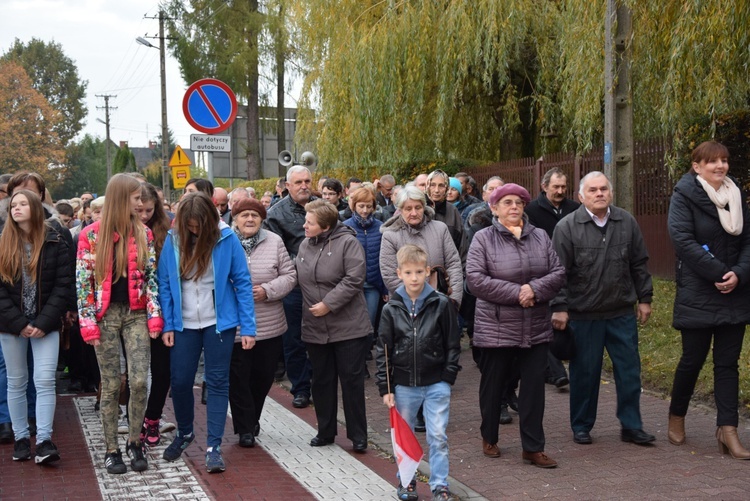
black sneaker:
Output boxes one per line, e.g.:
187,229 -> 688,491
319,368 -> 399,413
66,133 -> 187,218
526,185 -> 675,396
104,450 -> 127,474
127,441 -> 148,472
34,440 -> 60,464
13,437 -> 31,461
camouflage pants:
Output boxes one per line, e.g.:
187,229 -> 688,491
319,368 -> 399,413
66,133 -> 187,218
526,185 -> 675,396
94,303 -> 151,452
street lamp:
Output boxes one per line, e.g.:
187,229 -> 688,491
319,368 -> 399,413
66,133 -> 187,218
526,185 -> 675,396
136,12 -> 171,201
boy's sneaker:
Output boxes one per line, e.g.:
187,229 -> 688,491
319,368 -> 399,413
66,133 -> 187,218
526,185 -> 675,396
126,441 -> 148,472
142,418 -> 161,447
396,478 -> 418,501
432,485 -> 453,501
104,450 -> 127,474
34,440 -> 60,464
13,438 -> 31,461
163,432 -> 194,462
205,446 -> 225,473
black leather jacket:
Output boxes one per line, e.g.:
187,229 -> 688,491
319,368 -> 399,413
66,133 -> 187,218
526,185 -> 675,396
263,194 -> 317,260
375,289 -> 461,395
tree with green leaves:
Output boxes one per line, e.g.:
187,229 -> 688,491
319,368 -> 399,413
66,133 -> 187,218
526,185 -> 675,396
57,135 -> 108,199
291,0 -> 750,169
2,38 -> 88,147
166,0 -> 263,180
113,144 -> 137,174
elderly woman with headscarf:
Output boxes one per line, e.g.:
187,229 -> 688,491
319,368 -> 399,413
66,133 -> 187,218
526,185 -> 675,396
229,197 -> 296,448
466,183 -> 565,469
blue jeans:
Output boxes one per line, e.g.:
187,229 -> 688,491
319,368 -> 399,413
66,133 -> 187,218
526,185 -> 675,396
0,340 -> 37,425
0,332 -> 58,442
281,288 -> 312,397
569,314 -> 643,433
170,326 -> 235,448
395,382 -> 451,491
363,283 -> 380,329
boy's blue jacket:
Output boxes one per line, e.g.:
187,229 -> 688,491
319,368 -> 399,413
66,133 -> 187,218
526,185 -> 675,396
375,284 -> 460,396
157,223 -> 257,336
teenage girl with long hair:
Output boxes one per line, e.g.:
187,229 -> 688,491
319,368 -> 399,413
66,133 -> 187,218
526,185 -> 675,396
136,182 -> 174,446
76,173 -> 163,475
0,190 -> 73,464
158,191 -> 256,473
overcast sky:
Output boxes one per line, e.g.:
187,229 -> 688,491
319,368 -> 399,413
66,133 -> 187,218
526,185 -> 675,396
1,0 -> 298,150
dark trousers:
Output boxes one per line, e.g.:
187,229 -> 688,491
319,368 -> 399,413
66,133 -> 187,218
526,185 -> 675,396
229,336 -> 283,435
67,322 -> 100,388
478,343 -> 548,452
282,288 -> 312,397
569,314 -> 642,433
545,352 -> 568,381
306,336 -> 368,442
669,324 -> 745,427
145,335 -> 171,421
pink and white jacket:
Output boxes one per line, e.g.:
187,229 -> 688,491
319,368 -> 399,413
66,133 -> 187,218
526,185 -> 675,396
76,220 -> 163,342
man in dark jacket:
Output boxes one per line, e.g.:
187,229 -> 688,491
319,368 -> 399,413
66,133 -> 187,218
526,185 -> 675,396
525,168 -> 580,389
551,171 -> 655,447
263,166 -> 316,408
426,170 -> 466,260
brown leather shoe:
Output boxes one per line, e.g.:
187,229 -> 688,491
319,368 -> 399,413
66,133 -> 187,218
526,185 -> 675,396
522,451 -> 558,468
668,414 -> 685,445
717,426 -> 750,459
482,440 -> 500,458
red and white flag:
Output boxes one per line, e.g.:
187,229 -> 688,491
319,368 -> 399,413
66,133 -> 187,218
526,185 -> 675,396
390,406 -> 424,485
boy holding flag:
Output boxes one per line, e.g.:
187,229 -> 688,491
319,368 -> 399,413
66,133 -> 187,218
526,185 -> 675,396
376,245 -> 461,501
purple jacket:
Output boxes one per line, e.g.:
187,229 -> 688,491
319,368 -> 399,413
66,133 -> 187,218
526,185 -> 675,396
466,218 -> 565,348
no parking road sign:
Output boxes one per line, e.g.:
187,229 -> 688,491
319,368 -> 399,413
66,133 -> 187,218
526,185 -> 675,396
183,78 -> 238,134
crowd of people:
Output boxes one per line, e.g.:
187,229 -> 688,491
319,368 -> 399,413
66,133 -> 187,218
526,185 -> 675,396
0,140 -> 747,501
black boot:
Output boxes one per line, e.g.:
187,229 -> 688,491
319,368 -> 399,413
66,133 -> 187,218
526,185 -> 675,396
0,422 -> 12,444
201,382 -> 207,405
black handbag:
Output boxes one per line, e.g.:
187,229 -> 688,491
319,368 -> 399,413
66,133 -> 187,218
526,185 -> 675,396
550,325 -> 576,361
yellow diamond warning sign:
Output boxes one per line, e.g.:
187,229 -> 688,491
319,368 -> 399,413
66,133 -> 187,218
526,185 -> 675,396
169,145 -> 192,168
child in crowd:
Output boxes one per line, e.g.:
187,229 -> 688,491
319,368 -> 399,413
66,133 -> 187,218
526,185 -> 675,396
77,174 -> 163,474
375,244 -> 461,501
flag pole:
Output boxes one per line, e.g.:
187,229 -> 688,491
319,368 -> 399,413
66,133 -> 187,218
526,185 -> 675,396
384,344 -> 392,396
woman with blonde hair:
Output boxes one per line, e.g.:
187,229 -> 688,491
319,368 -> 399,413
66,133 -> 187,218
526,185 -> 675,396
77,173 -> 163,474
0,190 -> 73,463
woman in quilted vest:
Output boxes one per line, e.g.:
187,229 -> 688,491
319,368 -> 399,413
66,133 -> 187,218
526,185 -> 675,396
228,197 -> 296,448
0,190 -> 73,464
76,173 -> 163,475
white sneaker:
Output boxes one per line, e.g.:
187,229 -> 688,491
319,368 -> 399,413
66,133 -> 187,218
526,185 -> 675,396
117,415 -> 129,434
159,420 -> 176,433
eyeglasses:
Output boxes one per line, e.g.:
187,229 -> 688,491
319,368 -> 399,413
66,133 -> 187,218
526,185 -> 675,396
500,199 -> 525,207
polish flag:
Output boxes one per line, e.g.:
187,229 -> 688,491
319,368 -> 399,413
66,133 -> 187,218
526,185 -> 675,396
390,406 -> 424,485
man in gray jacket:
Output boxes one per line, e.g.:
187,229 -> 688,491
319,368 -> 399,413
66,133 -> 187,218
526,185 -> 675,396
551,171 -> 655,446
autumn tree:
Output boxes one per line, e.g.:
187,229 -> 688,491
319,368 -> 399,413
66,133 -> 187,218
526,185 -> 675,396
0,60 -> 65,185
2,38 -> 88,146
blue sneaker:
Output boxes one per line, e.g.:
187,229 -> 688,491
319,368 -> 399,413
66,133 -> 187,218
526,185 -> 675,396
205,446 -> 225,473
163,432 -> 194,462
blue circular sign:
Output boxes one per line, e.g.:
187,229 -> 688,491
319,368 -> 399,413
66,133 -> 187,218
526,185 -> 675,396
183,78 -> 238,134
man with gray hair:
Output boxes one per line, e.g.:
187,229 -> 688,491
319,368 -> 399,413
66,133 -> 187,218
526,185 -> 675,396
263,165 -> 316,409
426,170 -> 465,257
551,171 -> 654,446
376,174 -> 396,207
222,187 -> 249,225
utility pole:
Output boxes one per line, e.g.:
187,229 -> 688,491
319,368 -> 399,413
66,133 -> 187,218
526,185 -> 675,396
603,0 -> 634,212
96,94 -> 117,182
139,10 -> 173,201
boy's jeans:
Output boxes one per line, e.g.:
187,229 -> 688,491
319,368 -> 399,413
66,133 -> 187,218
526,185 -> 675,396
0,331 -> 58,442
170,325 -> 235,448
395,381 -> 451,491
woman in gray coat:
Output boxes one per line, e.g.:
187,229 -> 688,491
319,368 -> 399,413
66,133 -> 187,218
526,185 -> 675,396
297,199 -> 372,452
228,198 -> 296,448
466,183 -> 565,468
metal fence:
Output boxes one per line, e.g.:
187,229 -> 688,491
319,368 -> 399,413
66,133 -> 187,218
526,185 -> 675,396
467,138 -> 676,278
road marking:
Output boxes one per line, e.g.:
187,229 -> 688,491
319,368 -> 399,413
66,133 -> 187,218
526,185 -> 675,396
257,398 -> 395,500
74,396 -> 209,500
